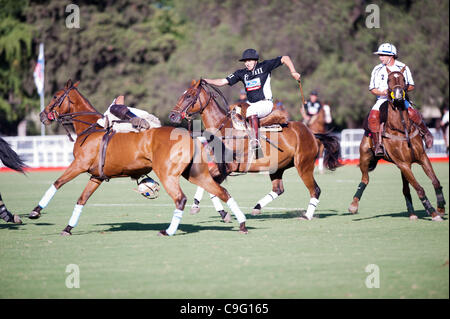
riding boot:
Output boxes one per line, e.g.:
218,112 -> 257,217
407,107 -> 433,149
109,103 -> 150,130
248,115 -> 261,151
368,110 -> 384,156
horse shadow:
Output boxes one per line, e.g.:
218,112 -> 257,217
351,210 -> 446,221
204,209 -> 339,222
92,222 -> 256,236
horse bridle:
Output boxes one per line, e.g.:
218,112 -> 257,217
45,85 -> 103,141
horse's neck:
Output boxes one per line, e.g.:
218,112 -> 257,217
200,96 -> 230,132
69,92 -> 102,135
386,101 -> 411,133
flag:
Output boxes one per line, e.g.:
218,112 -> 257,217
33,43 -> 44,96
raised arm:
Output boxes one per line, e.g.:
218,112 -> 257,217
281,56 -> 301,81
203,78 -> 229,87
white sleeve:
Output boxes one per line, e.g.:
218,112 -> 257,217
369,67 -> 378,90
404,66 -> 414,86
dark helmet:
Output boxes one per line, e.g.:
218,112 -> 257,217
310,90 -> 319,96
239,48 -> 259,61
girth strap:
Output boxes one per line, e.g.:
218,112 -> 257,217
97,129 -> 116,181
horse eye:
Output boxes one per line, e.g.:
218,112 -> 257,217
53,95 -> 57,99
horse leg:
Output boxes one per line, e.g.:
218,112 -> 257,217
349,136 -> 372,214
252,169 -> 285,216
401,172 -> 417,220
317,143 -> 325,173
295,161 -> 321,220
418,155 -> 446,216
29,162 -> 85,219
396,163 -> 443,221
190,187 -> 204,214
60,177 -> 103,235
0,192 -> 22,224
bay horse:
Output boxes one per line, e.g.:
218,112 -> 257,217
169,79 -> 342,220
0,136 -> 27,224
348,68 -> 445,221
28,80 -> 249,235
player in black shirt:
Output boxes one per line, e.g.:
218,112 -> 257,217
204,48 -> 300,150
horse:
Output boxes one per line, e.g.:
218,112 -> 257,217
348,67 -> 446,221
28,79 -> 249,235
168,79 -> 342,220
303,106 -> 327,173
0,136 -> 27,224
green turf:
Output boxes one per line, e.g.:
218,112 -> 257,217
0,162 -> 448,299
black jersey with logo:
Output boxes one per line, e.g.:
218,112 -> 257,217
226,57 -> 282,103
305,100 -> 322,116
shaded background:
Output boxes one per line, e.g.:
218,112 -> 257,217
0,0 -> 448,135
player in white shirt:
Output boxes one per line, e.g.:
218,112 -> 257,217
368,43 -> 433,156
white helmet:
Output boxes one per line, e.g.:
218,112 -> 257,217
373,43 -> 397,57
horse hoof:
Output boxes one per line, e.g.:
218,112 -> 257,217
222,213 -> 232,223
251,209 -> 261,216
13,215 -> 23,224
432,215 -> 443,222
158,230 -> 169,236
190,206 -> 200,215
238,222 -> 248,234
437,207 -> 445,217
348,203 -> 358,214
28,211 -> 41,219
409,214 -> 418,221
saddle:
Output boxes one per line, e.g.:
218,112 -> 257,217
229,102 -> 290,132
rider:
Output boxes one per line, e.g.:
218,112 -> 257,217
204,48 -> 301,150
303,90 -> 322,123
106,96 -> 151,130
368,42 -> 434,156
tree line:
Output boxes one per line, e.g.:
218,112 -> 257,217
0,0 -> 448,135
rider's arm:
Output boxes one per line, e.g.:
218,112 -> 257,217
203,78 -> 229,86
281,56 -> 301,81
407,85 -> 415,92
370,88 -> 388,97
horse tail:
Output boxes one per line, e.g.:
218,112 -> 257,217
0,137 -> 27,174
314,133 -> 343,171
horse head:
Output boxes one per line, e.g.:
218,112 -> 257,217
40,79 -> 80,125
386,66 -> 407,110
169,79 -> 210,123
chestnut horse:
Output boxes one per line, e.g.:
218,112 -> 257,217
169,79 -> 342,220
348,68 -> 445,221
304,107 -> 327,173
28,80 -> 249,235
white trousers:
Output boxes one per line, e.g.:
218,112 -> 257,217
246,100 -> 273,118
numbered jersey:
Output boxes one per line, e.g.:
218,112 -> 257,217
226,57 -> 282,103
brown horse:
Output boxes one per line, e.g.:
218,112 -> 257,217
169,79 -> 342,220
348,68 -> 445,221
304,106 -> 327,173
28,80 -> 249,235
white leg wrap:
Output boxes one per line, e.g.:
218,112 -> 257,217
38,184 -> 57,209
68,204 -> 84,227
257,191 -> 279,208
318,157 -> 324,171
166,209 -> 183,236
193,187 -> 205,204
304,198 -> 319,220
226,198 -> 246,224
210,193 -> 225,211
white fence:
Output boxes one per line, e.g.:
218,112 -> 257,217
1,129 -> 448,169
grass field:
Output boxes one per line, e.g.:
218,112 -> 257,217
0,162 -> 448,299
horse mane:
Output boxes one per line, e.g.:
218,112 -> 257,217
200,79 -> 229,116
73,87 -> 102,114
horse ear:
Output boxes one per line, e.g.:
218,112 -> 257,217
386,67 -> 391,75
191,79 -> 197,87
65,79 -> 73,89
73,81 -> 80,88
193,79 -> 201,89
400,65 -> 406,74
